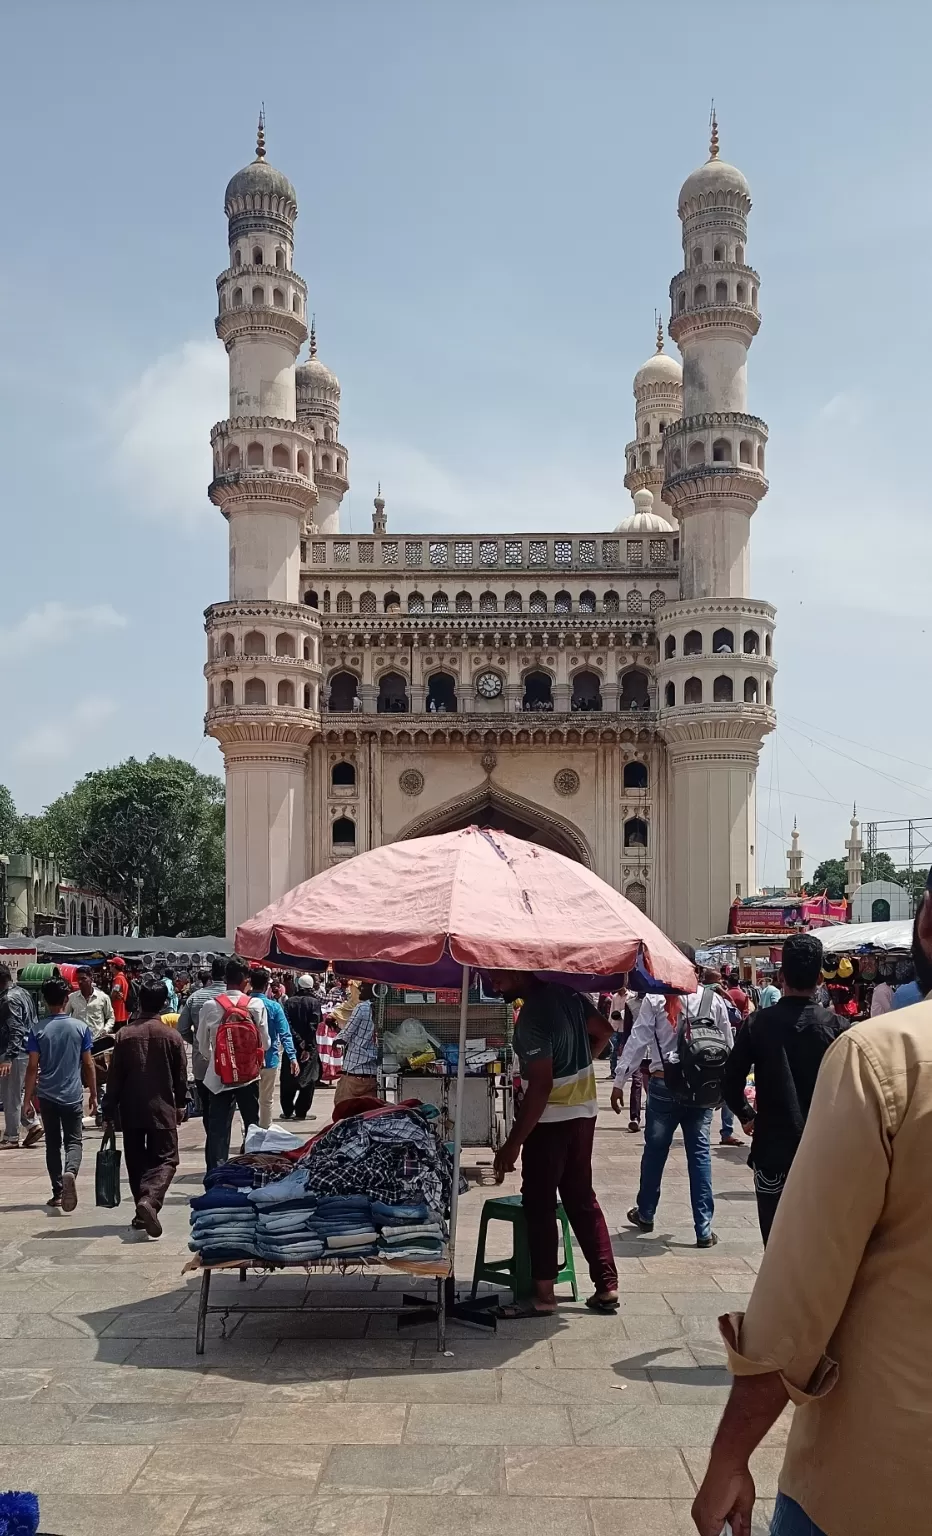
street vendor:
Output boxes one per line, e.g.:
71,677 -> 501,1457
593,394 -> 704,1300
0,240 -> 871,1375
333,982 -> 378,1108
488,972 -> 619,1318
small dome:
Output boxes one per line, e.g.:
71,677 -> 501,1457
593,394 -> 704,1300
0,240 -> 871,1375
616,489 -> 673,534
296,326 -> 340,410
224,117 -> 297,216
634,350 -> 683,392
678,156 -> 750,214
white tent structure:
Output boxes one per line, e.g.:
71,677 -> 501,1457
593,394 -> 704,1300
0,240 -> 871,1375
816,920 -> 913,954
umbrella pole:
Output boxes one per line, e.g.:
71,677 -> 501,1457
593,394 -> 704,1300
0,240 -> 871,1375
448,961 -> 470,1258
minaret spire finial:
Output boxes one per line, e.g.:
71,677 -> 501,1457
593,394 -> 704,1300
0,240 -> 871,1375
709,100 -> 719,160
256,104 -> 266,161
309,314 -> 317,358
655,310 -> 664,353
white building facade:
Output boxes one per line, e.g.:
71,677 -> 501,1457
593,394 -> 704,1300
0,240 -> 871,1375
205,117 -> 776,944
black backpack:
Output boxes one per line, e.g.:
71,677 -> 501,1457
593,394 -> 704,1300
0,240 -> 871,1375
656,987 -> 730,1108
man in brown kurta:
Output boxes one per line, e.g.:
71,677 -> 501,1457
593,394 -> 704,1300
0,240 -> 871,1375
102,978 -> 187,1238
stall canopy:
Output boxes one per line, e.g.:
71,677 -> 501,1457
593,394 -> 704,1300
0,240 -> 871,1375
815,919 -> 913,954
1,935 -> 233,960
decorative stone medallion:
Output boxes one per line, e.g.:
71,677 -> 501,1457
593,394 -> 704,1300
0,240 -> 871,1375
480,751 -> 497,773
554,768 -> 580,797
399,769 -> 425,796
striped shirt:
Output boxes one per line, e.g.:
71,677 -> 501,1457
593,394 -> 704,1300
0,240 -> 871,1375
514,984 -> 599,1122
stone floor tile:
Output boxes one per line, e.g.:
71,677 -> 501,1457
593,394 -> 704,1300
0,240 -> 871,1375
0,1368 -> 51,1400
188,1370 -> 349,1404
648,1366 -> 732,1404
236,1310 -> 371,1338
236,1402 -> 406,1443
267,1339 -> 415,1369
670,1291 -> 750,1315
501,1366 -> 657,1405
66,1399 -> 242,1443
347,1367 -> 498,1402
0,1445 -> 152,1495
388,1493 -> 591,1535
183,1492 -> 390,1535
133,1444 -> 325,1494
0,1337 -> 137,1366
33,1495 -> 195,1536
505,1445 -> 694,1498
404,1402 -> 571,1445
570,1402 -> 724,1446
322,1444 -> 502,1495
125,1336 -> 271,1368
681,1444 -> 785,1497
589,1500 -> 695,1535
412,1337 -> 556,1369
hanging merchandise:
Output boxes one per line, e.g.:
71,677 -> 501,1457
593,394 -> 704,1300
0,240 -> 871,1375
316,1018 -> 342,1083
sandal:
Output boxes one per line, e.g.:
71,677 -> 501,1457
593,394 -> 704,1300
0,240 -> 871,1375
585,1293 -> 620,1314
494,1302 -> 558,1320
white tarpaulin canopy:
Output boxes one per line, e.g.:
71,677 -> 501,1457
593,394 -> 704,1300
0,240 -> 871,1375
816,919 -> 913,953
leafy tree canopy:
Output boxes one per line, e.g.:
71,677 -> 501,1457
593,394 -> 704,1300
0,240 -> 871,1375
0,785 -> 18,859
810,857 -> 847,900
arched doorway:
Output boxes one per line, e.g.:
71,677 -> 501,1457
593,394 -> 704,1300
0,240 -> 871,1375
523,670 -> 553,711
378,672 -> 409,713
427,672 -> 457,713
399,783 -> 592,867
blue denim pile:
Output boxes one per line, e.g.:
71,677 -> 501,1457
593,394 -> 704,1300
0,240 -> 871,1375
189,1187 -> 259,1264
372,1198 -> 445,1258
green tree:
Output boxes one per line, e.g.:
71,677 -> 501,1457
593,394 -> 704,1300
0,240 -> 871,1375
31,756 -> 225,936
863,852 -> 898,884
0,785 -> 18,858
811,857 -> 847,899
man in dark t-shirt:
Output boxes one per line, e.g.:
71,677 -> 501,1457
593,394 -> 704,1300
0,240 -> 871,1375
488,974 -> 618,1317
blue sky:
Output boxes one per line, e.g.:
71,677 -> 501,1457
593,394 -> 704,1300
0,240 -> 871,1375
1,0 -> 930,888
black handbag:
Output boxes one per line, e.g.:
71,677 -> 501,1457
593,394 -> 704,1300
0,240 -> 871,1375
95,1127 -> 122,1208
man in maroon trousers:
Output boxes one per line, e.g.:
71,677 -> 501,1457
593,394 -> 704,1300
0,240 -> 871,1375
489,973 -> 619,1317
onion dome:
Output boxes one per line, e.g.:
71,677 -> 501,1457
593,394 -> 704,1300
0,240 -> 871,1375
224,111 -> 297,220
634,319 -> 683,392
616,487 -> 673,534
296,320 -> 341,413
678,109 -> 750,215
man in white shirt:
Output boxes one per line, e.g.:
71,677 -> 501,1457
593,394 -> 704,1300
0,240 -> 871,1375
65,969 -> 116,1039
869,977 -> 895,1017
196,957 -> 270,1170
612,944 -> 733,1248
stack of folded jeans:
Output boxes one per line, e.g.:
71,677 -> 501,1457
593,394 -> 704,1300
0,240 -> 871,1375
255,1201 -> 324,1263
377,1222 -> 445,1258
313,1195 -> 378,1258
248,1164 -> 315,1209
189,1188 -> 259,1263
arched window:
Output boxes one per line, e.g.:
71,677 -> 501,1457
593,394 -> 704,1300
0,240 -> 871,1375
688,440 -> 704,465
522,670 -> 553,711
272,288 -> 285,308
378,672 -> 409,713
244,677 -> 267,705
658,419 -> 666,434
324,425 -> 335,443
751,286 -> 758,309
713,675 -> 734,702
713,244 -> 724,261
620,669 -> 650,710
712,438 -> 731,462
765,634 -> 772,657
627,589 -> 643,614
328,671 -> 359,712
672,448 -> 682,470
743,630 -> 760,654
624,760 -> 648,790
766,681 -> 773,704
233,250 -> 242,269
713,627 -> 734,653
579,590 -> 596,613
80,901 -> 88,935
383,591 -> 400,612
232,287 -> 243,307
431,591 -> 449,613
664,681 -> 675,707
692,246 -> 702,267
304,589 -> 319,608
359,591 -> 377,614
479,591 -> 497,613
735,243 -> 745,265
220,679 -> 234,706
332,761 -> 356,788
623,817 -> 648,849
504,591 -> 522,613
303,684 -> 312,708
642,421 -> 651,439
69,900 -> 77,934
664,634 -> 676,659
321,454 -> 332,473
251,286 -> 264,307
714,280 -> 728,304
103,910 -> 110,936
332,817 -> 356,848
603,590 -> 619,612
757,445 -> 765,471
649,589 -> 665,612
744,677 -> 759,703
252,246 -> 263,265
275,249 -> 285,270
694,283 -> 707,307
221,632 -> 235,657
554,590 -> 571,614
277,679 -> 295,706
275,632 -> 295,657
678,291 -> 686,313
225,445 -> 241,470
684,630 -> 702,655
336,591 -> 352,614
271,444 -> 290,469
455,591 -> 473,613
739,439 -> 752,464
407,592 -> 424,614
684,676 -> 703,704
736,283 -> 746,305
529,590 -> 547,613
292,294 -> 301,313
243,630 -> 266,655
625,881 -> 648,912
571,670 -> 602,712
246,442 -> 264,467
427,673 -> 457,713
640,448 -> 650,469
303,639 -> 311,660
872,898 -> 891,923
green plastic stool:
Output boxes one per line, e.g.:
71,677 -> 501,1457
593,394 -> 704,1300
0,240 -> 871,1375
470,1194 -> 578,1303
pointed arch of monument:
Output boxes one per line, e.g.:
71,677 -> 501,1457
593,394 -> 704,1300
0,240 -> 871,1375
397,781 -> 593,868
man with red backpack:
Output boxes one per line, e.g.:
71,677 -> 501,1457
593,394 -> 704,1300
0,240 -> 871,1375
196,957 -> 270,1170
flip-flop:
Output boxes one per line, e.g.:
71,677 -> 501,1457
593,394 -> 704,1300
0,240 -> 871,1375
585,1294 -> 620,1314
494,1302 -> 558,1320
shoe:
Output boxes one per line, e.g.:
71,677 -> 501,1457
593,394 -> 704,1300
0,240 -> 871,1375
0,1138 -> 20,1150
719,1135 -> 744,1147
696,1232 -> 719,1248
135,1201 -> 162,1238
626,1205 -> 654,1233
22,1125 -> 44,1149
60,1172 -> 78,1212
46,1195 -> 62,1208
627,1121 -> 641,1134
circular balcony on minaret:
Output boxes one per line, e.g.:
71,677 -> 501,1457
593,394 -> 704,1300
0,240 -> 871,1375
662,413 -> 768,512
215,281 -> 308,352
669,265 -> 760,347
209,419 -> 318,515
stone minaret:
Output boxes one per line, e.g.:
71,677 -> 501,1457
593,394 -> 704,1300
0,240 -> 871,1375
205,115 -> 322,931
296,319 -> 349,534
655,113 -> 777,943
845,807 -> 863,899
372,484 -> 387,534
787,819 -> 803,896
624,319 -> 683,524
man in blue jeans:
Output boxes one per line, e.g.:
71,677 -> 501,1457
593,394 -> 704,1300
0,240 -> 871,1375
614,945 -> 733,1247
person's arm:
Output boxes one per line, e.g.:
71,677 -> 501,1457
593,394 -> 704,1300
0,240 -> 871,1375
691,1032 -> 892,1536
101,1036 -> 124,1123
250,998 -> 271,1051
584,998 -> 613,1058
334,1003 -> 364,1046
196,999 -> 217,1060
81,1045 -> 97,1115
176,996 -> 195,1043
722,1021 -> 755,1126
101,993 -> 115,1030
64,994 -> 77,1017
494,1055 -> 553,1176
276,1008 -> 298,1068
611,1003 -> 656,1107
21,1047 -> 40,1112
170,1036 -> 188,1118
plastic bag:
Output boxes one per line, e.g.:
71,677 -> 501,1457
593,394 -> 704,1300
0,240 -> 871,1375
382,1016 -> 441,1064
95,1127 -> 122,1208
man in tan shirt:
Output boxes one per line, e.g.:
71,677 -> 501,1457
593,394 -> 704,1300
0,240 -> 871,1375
692,876 -> 932,1536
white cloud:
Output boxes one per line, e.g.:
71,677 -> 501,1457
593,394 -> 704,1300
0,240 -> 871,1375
15,696 -> 118,764
816,391 -> 865,427
108,339 -> 227,527
0,602 -> 126,660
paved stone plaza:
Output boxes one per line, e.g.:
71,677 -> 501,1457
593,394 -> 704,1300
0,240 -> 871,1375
0,1081 -> 781,1536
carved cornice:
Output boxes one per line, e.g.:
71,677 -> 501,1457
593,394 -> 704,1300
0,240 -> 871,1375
205,599 -> 322,629
657,597 -> 776,623
662,467 -> 768,510
216,307 -> 306,351
211,417 -> 314,446
316,716 -> 661,748
661,705 -> 775,750
208,469 -> 318,514
668,304 -> 760,346
206,706 -> 318,751
216,264 -> 307,292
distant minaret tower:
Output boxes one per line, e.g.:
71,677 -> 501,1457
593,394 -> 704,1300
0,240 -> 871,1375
296,318 -> 349,534
787,819 -> 803,896
624,318 -> 683,524
372,484 -> 387,534
845,807 -> 863,898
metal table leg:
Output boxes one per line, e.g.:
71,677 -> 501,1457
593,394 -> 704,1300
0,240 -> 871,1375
437,1274 -> 446,1352
196,1269 -> 211,1356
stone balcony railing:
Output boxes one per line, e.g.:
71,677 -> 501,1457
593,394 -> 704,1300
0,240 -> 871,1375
304,532 -> 678,576
316,612 -> 660,645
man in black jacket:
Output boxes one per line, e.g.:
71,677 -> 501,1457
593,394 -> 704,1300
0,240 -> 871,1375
281,974 -> 321,1121
723,932 -> 840,1243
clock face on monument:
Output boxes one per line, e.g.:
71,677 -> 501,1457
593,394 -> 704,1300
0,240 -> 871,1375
476,671 -> 503,699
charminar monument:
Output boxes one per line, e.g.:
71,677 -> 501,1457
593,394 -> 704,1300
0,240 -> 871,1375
204,111 -> 776,945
